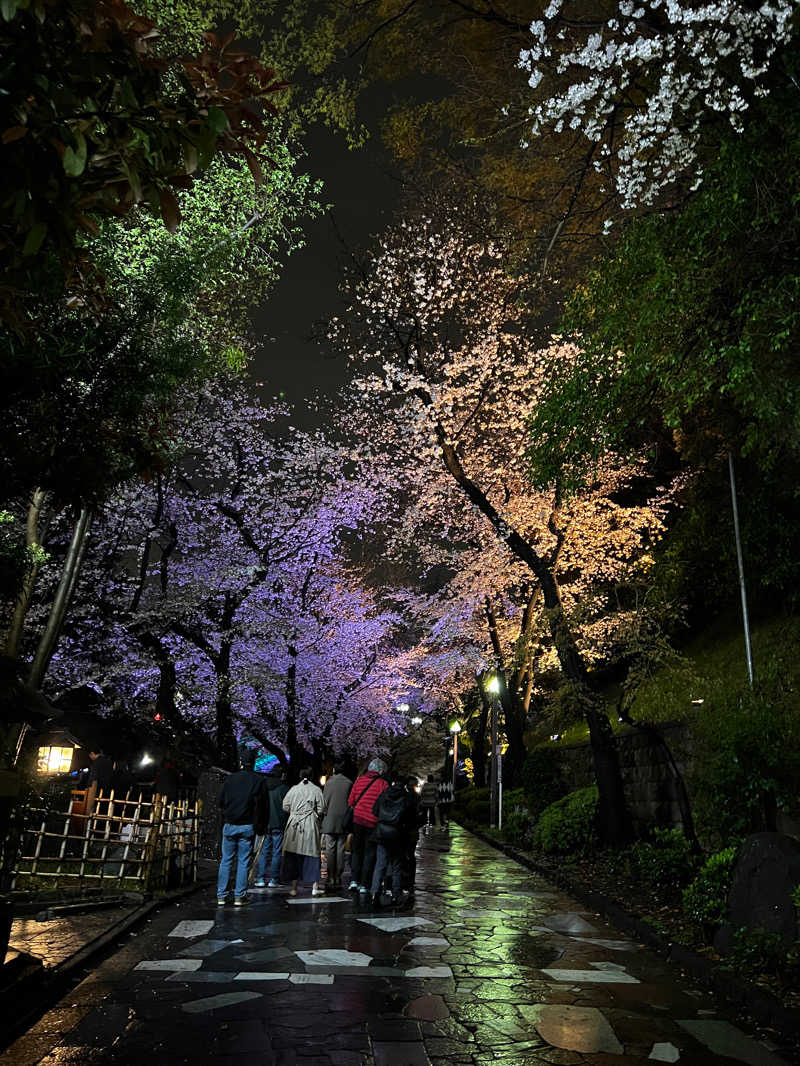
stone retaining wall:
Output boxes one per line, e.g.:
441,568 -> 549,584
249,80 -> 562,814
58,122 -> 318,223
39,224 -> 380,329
557,723 -> 692,832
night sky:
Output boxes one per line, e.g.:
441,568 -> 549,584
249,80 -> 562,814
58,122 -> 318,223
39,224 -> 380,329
252,122 -> 402,417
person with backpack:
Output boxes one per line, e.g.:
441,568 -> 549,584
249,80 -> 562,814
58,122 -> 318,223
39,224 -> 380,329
369,774 -> 415,906
346,758 -> 388,894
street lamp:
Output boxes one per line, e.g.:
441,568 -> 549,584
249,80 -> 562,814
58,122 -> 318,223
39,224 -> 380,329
485,673 -> 503,829
449,720 -> 462,791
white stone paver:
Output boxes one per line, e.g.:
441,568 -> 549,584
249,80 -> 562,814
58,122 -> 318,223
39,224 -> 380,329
677,1020 -> 786,1066
650,1043 -> 681,1062
135,958 -> 203,972
289,973 -> 334,985
295,949 -> 373,967
359,917 -> 436,932
286,896 -> 350,905
542,967 -> 639,984
168,920 -> 215,938
181,991 -> 261,1013
234,972 -> 290,981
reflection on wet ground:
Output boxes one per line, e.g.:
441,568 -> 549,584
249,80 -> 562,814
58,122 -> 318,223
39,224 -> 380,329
3,824 -> 790,1066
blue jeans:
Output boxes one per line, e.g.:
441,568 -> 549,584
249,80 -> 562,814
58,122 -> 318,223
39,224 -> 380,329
217,823 -> 254,899
256,828 -> 284,881
370,842 -> 404,898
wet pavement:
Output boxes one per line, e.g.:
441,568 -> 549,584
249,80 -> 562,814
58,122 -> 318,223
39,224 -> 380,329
10,905 -> 139,969
3,825 -> 791,1066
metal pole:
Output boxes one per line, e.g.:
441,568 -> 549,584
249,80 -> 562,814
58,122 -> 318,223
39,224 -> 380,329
497,747 -> 503,831
728,453 -> 754,686
451,730 -> 458,792
489,698 -> 498,828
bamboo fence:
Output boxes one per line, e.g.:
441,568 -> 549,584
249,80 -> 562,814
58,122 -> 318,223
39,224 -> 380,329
12,789 -> 202,892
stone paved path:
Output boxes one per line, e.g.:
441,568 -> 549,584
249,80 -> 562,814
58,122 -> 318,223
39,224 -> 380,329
3,825 -> 791,1066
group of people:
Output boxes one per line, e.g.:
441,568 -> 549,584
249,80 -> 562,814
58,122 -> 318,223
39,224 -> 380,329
216,755 -> 439,907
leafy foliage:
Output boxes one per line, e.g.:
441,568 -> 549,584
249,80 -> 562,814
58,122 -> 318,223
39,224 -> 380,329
528,75 -> 800,489
631,828 -> 698,896
533,784 -> 598,854
0,0 -> 286,328
682,846 -> 737,928
519,747 -> 565,818
690,668 -> 800,845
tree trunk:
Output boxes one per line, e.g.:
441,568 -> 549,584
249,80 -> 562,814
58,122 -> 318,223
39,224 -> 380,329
4,488 -> 49,658
436,428 -> 631,844
214,594 -> 238,770
472,685 -> 491,788
29,506 -> 92,690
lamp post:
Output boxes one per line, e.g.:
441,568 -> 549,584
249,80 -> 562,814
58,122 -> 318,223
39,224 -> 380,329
486,675 -> 501,828
449,720 -> 462,792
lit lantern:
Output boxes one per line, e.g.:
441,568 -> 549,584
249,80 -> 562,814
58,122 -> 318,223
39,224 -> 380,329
36,730 -> 79,774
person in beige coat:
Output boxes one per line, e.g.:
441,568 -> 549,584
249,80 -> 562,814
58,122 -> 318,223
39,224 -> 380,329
281,767 -> 324,896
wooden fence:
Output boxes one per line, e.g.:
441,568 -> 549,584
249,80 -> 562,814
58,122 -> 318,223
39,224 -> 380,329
12,789 -> 202,893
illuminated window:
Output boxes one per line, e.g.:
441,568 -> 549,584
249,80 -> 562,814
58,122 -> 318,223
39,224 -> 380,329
37,746 -> 74,773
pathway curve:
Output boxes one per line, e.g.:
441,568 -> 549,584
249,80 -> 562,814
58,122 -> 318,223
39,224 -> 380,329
4,825 -> 789,1066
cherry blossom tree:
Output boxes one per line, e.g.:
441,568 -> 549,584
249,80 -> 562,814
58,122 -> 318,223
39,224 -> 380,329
48,381 -> 412,769
331,202 -> 681,840
519,0 -> 797,209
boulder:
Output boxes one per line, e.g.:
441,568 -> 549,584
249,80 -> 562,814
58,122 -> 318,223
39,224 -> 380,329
727,832 -> 800,947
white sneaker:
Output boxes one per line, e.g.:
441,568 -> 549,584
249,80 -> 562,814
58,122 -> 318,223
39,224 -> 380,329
358,885 -> 368,894
254,878 -> 266,888
348,881 -> 358,891
268,879 -> 279,888
217,897 -> 227,906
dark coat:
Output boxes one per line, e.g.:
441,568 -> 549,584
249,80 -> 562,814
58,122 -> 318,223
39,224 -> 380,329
321,772 -> 353,834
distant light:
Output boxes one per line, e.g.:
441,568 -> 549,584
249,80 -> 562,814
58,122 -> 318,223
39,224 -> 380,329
449,720 -> 462,734
691,698 -> 704,705
618,717 -> 623,722
140,753 -> 154,767
486,676 -> 501,694
549,734 -> 561,742
410,716 -> 423,726
153,712 -> 163,722
396,702 -> 410,713
319,775 -> 327,786
448,747 -> 454,756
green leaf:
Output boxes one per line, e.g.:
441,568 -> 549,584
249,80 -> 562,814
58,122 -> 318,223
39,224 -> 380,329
0,0 -> 19,22
22,221 -> 47,256
207,106 -> 230,136
62,130 -> 87,176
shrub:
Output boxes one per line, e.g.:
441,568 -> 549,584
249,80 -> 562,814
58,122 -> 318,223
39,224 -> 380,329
690,670 -> 800,844
727,928 -> 787,977
453,786 -> 490,825
533,785 -> 598,854
632,828 -> 699,894
502,790 -> 536,848
682,846 -> 737,929
520,748 -> 565,818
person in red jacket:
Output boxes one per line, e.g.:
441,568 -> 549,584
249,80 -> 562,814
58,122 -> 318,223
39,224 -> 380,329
346,758 -> 389,894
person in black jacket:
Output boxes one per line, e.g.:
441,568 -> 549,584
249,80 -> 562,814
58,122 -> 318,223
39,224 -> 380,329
217,751 -> 267,906
369,775 -> 415,907
254,768 -> 289,887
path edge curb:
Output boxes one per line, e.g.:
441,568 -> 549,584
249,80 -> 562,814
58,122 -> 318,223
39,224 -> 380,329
1,878 -> 211,1050
455,819 -> 800,1044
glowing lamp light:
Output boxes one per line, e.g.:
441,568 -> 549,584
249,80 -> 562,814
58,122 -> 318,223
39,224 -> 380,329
410,716 -> 423,726
153,712 -> 163,722
396,702 -> 410,713
36,746 -> 73,774
140,753 -> 154,767
449,720 -> 462,734
486,676 -> 501,694
319,775 -> 327,786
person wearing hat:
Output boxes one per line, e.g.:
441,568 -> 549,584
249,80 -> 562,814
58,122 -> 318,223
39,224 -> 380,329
346,758 -> 388,894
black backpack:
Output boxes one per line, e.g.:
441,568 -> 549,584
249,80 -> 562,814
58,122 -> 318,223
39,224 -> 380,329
376,787 -> 408,842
